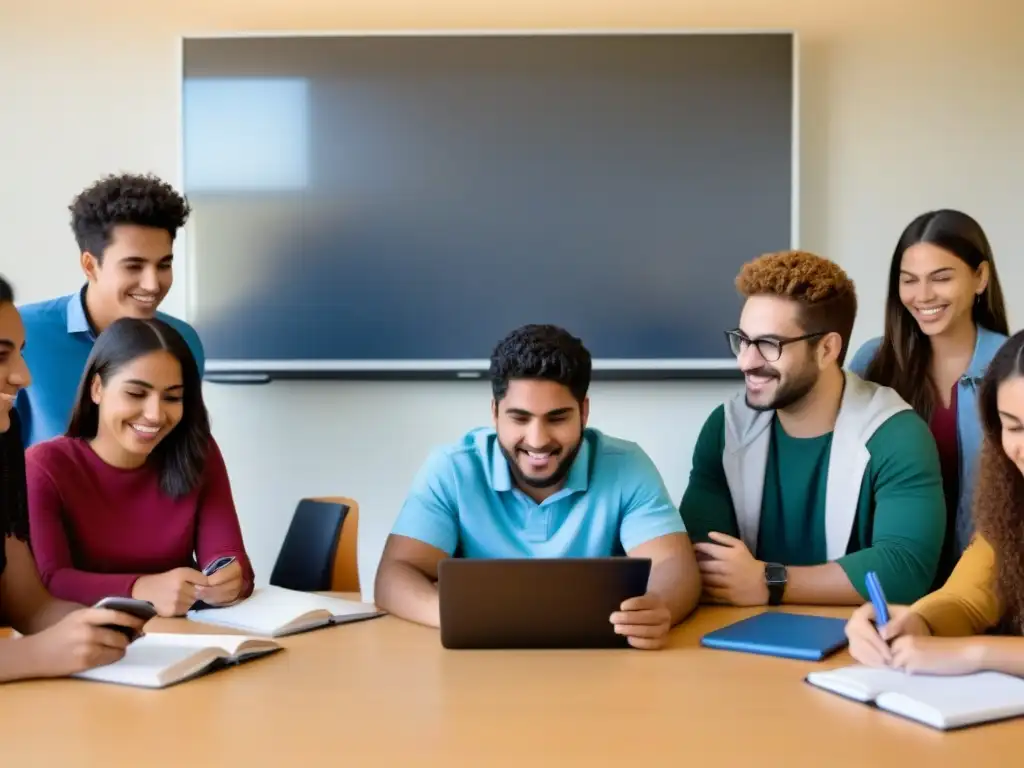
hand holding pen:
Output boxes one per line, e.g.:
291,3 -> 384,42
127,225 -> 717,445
844,571 -> 932,667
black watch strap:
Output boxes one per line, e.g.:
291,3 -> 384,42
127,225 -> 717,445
765,562 -> 787,606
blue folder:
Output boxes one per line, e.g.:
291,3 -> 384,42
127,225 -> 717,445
700,611 -> 849,661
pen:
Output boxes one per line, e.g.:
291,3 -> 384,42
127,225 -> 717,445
865,571 -> 889,627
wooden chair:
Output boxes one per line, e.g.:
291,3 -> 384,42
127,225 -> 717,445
269,496 -> 360,594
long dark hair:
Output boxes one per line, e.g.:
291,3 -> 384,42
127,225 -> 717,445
66,317 -> 210,498
0,275 -> 28,543
863,209 -> 1009,421
973,330 -> 1024,633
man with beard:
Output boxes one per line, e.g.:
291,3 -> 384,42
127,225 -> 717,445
679,250 -> 946,608
374,324 -> 701,648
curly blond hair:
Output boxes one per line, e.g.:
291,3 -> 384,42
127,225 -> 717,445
735,250 -> 858,364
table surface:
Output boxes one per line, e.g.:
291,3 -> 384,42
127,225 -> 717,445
1,602 -> 1020,766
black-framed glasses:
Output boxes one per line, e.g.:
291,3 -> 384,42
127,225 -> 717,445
724,329 -> 826,362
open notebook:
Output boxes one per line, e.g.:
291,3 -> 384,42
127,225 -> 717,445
187,585 -> 385,637
72,633 -> 280,689
806,664 -> 1024,730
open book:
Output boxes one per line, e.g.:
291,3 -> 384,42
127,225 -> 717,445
187,585 -> 385,637
806,664 -> 1024,730
72,633 -> 281,689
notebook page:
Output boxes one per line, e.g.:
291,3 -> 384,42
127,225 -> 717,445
874,670 -> 1024,725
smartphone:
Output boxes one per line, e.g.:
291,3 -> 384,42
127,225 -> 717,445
190,556 -> 239,612
203,555 -> 236,577
92,596 -> 157,641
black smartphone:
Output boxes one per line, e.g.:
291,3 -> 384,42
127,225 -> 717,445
92,596 -> 157,641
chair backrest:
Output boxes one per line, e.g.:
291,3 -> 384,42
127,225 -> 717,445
317,495 -> 360,593
269,498 -> 352,592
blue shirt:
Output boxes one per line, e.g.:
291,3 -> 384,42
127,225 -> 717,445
391,426 -> 686,558
15,288 -> 205,448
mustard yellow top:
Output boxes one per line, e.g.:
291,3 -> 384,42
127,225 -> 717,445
910,536 -> 1003,636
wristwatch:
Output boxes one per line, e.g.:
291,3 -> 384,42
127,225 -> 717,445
764,562 -> 787,606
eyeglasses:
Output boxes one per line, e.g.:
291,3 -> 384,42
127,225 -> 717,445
724,329 -> 826,362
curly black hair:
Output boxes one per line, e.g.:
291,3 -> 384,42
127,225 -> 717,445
69,172 -> 192,260
0,276 -> 28,544
489,324 -> 592,403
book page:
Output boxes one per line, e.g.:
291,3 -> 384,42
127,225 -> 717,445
73,638 -> 210,687
137,633 -> 264,655
188,585 -> 375,632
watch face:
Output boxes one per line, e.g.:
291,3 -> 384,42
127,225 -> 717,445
766,564 -> 786,583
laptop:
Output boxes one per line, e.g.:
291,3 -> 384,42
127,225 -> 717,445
699,611 -> 850,661
437,556 -> 652,649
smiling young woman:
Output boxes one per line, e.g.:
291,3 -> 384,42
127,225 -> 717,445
1,276 -> 150,684
845,331 -> 1024,678
849,209 -> 1009,583
23,318 -> 255,617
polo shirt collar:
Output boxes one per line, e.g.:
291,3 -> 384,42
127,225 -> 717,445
65,285 -> 96,337
489,431 -> 591,494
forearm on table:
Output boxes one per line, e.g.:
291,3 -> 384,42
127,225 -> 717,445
782,562 -> 863,605
651,574 -> 700,625
0,637 -> 47,682
374,560 -> 441,627
645,551 -> 701,624
970,637 -> 1024,676
17,596 -> 81,635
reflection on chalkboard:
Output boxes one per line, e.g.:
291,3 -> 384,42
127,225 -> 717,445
181,34 -> 793,373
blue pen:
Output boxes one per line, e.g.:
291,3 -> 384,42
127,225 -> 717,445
865,571 -> 889,627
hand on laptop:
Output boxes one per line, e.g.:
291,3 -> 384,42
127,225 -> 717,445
693,532 -> 767,606
609,594 -> 672,649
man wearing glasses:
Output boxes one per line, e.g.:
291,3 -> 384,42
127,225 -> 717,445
678,250 -> 946,608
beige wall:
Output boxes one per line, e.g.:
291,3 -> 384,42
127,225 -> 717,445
2,1 -> 1022,597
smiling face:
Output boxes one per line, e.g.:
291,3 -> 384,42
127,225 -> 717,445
83,224 -> 174,322
0,301 -> 31,433
735,295 -> 826,411
92,349 -> 184,460
898,242 -> 988,338
997,375 -> 1024,478
493,378 -> 589,496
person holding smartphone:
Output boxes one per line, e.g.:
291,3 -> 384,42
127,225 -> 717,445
845,331 -> 1024,677
0,275 -> 146,683
23,316 -> 254,617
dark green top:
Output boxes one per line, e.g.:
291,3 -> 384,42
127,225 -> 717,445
679,405 -> 945,604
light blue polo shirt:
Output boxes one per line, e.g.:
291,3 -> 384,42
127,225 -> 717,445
15,288 -> 205,447
391,426 -> 686,558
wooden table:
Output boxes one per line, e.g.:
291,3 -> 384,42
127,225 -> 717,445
1,604 -> 1019,766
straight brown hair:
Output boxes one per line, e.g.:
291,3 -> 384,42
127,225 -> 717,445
863,209 -> 1008,421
